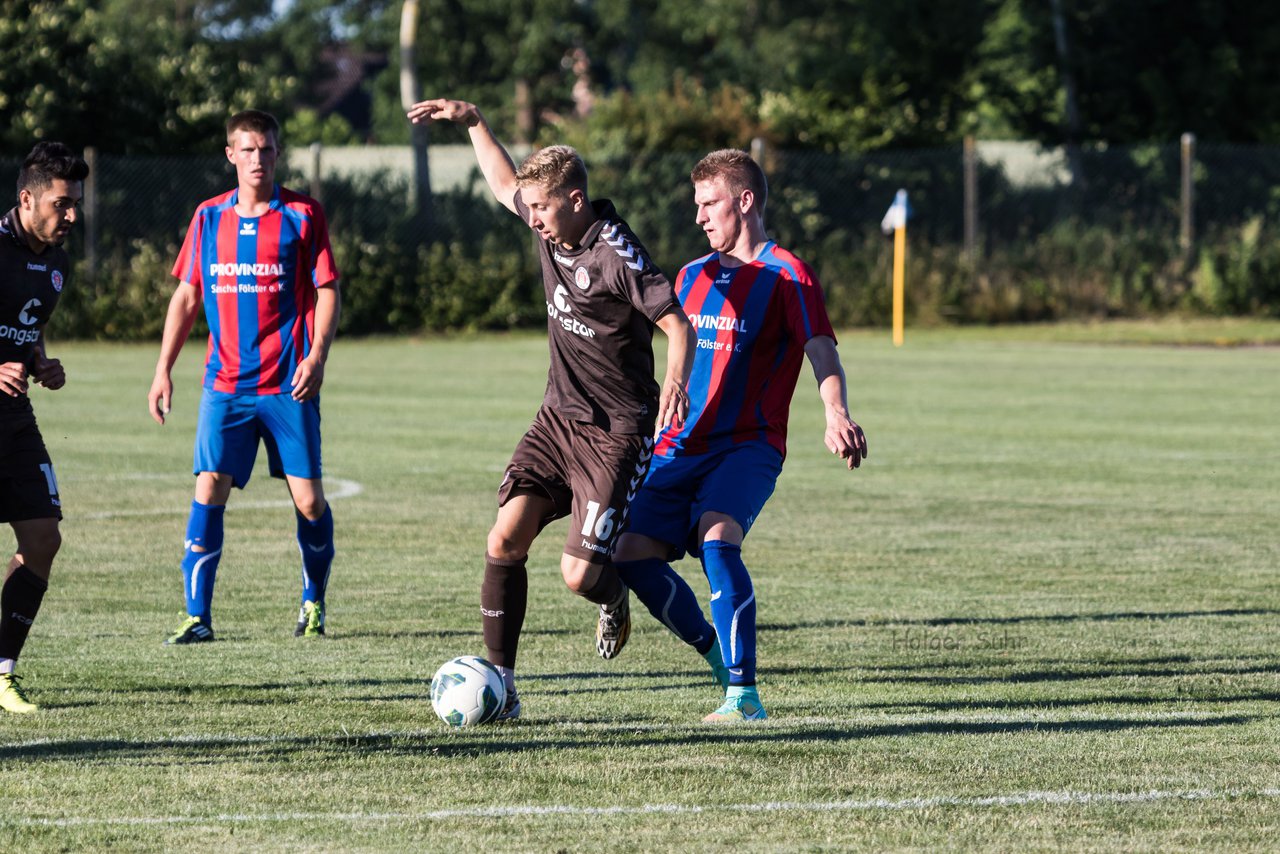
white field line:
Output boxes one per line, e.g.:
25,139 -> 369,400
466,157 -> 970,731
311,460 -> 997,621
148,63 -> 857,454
7,787 -> 1280,828
77,477 -> 363,520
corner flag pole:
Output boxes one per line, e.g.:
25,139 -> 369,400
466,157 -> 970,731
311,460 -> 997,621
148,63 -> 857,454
892,220 -> 906,347
881,190 -> 909,347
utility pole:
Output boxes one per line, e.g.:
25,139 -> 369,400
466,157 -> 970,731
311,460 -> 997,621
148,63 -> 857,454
1050,0 -> 1086,193
400,0 -> 433,235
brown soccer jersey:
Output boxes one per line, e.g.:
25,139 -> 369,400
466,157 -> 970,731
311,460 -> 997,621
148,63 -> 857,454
515,193 -> 678,435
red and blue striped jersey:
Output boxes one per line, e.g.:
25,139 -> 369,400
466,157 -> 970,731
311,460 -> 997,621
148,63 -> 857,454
172,185 -> 338,395
656,241 -> 835,459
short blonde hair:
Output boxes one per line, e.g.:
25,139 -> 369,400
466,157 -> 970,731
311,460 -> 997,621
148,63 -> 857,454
691,149 -> 767,212
516,145 -> 588,197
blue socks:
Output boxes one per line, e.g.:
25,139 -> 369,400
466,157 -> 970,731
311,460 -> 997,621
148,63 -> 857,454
181,501 -> 225,622
180,502 -> 333,623
296,505 -> 334,606
701,540 -> 756,687
618,544 -> 758,687
617,558 -> 715,653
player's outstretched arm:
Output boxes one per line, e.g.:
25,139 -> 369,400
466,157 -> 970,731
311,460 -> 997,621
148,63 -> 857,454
29,332 -> 64,391
804,335 -> 868,470
291,282 -> 341,402
654,309 -> 694,433
148,282 -> 201,425
407,99 -> 519,214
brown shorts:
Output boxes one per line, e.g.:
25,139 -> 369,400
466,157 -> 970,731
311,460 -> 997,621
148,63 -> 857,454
498,405 -> 654,564
0,409 -> 62,523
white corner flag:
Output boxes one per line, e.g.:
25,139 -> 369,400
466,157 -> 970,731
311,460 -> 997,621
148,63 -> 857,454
881,188 -> 910,235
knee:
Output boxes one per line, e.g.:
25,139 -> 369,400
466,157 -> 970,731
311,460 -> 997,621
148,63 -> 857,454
195,472 -> 234,506
613,533 -> 666,564
294,496 -> 328,521
560,556 -> 595,594
698,512 -> 744,546
487,529 -> 526,562
17,524 -> 60,567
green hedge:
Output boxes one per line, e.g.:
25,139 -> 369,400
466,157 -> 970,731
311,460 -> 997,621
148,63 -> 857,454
45,165 -> 1280,343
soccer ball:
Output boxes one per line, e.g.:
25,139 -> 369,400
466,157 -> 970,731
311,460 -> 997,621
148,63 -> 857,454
430,656 -> 506,727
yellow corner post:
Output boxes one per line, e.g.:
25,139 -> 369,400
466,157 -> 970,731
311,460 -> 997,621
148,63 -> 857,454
892,221 -> 906,347
882,189 -> 909,347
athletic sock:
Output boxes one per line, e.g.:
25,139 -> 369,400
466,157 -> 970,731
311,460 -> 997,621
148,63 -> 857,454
701,540 -> 756,687
617,558 -> 715,651
0,564 -> 48,663
481,554 -> 528,669
181,500 -> 225,622
701,639 -> 722,667
296,504 -> 335,605
577,562 -> 625,609
495,665 -> 517,698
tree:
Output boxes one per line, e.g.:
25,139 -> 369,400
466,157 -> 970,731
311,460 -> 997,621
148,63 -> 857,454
0,0 -> 296,154
975,0 -> 1280,145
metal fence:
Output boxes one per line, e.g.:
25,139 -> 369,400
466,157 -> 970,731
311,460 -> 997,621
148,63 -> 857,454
4,136 -> 1266,267
3,136 -> 1276,332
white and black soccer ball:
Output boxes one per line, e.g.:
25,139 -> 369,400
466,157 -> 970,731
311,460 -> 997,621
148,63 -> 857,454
430,656 -> 506,727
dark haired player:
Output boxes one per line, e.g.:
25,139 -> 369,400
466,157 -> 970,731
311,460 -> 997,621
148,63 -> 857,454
611,149 -> 867,722
408,98 -> 695,719
148,110 -> 341,644
0,142 -> 87,713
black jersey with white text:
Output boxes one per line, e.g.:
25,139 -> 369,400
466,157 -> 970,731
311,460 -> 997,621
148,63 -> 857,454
0,207 -> 68,413
515,193 -> 678,435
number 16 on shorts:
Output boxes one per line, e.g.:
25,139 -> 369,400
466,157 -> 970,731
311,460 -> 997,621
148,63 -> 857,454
581,500 -> 617,541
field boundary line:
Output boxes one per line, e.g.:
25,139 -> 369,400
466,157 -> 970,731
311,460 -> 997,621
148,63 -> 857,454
79,476 -> 364,519
7,787 -> 1280,828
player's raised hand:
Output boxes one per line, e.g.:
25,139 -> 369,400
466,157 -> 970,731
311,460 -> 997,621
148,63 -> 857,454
407,99 -> 480,127
825,414 -> 868,471
0,361 -> 28,397
147,371 -> 173,425
290,356 -> 325,402
29,353 -> 65,391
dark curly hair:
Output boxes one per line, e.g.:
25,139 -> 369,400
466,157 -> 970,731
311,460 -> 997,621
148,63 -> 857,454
16,141 -> 89,201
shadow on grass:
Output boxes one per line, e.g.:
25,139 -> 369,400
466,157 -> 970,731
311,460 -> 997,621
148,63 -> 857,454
859,690 -> 1280,713
775,652 -> 1280,684
28,668 -> 712,708
853,659 -> 1280,685
863,654 -> 1233,673
0,712 -> 1262,763
339,627 -> 573,641
373,672 -> 717,703
761,608 -> 1280,632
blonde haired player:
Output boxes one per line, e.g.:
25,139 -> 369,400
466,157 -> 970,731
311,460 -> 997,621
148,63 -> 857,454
408,98 -> 695,719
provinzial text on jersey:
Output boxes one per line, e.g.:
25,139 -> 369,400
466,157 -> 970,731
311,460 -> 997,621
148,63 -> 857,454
688,313 -> 748,332
208,262 -> 285,277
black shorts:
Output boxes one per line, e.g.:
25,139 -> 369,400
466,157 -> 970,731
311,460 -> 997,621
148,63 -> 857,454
0,408 -> 62,523
498,405 -> 654,564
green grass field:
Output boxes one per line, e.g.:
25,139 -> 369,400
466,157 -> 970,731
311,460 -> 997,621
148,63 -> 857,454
3,322 -> 1279,851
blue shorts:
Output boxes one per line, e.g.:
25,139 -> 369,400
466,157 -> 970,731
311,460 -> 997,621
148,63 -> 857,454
625,441 -> 783,560
193,390 -> 322,488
